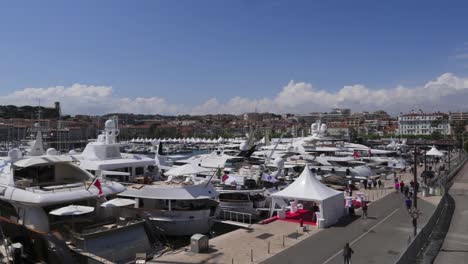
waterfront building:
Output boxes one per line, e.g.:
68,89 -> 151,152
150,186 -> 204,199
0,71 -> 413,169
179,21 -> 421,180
397,111 -> 451,136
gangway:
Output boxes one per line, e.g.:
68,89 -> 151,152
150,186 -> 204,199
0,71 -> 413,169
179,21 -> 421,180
214,210 -> 253,228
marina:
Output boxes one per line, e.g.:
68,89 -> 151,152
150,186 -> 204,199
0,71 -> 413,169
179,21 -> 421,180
0,2 -> 467,263
0,114 -> 465,264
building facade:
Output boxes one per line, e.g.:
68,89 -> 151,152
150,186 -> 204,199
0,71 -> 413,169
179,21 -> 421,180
398,111 -> 451,136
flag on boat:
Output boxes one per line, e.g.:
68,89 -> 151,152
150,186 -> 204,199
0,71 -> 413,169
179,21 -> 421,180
353,150 -> 360,159
93,179 -> 103,196
261,172 -> 278,183
216,167 -> 222,178
221,173 -> 229,183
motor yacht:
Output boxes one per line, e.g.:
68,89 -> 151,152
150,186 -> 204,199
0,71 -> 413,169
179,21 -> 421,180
0,148 -> 158,263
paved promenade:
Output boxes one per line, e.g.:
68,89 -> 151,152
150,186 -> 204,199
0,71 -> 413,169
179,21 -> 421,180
263,192 -> 438,264
434,160 -> 468,264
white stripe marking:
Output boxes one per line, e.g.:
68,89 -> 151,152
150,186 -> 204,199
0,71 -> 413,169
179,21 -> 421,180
322,208 -> 400,264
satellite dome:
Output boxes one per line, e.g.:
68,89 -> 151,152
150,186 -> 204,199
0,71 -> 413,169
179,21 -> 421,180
46,148 -> 58,155
8,148 -> 22,160
104,119 -> 115,130
239,141 -> 248,151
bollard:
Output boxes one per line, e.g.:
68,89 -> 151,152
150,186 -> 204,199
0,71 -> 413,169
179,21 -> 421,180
268,241 -> 270,254
282,235 -> 285,247
296,230 -> 299,239
232,258 -> 234,264
251,249 -> 253,262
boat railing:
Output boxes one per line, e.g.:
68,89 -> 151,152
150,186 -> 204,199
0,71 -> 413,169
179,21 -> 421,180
219,209 -> 252,225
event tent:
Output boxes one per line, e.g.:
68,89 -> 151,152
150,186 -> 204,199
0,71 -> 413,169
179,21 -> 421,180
270,165 -> 345,227
426,146 -> 444,157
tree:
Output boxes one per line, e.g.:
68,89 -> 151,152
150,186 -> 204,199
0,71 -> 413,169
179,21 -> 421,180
430,131 -> 443,140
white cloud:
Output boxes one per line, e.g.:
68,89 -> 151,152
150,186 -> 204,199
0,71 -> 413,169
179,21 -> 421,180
454,53 -> 468,59
1,73 -> 468,115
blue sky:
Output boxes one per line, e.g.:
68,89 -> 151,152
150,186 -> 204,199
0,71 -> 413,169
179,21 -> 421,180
0,1 -> 467,114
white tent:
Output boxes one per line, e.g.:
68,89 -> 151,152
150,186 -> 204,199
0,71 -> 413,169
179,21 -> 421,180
426,146 -> 444,157
270,165 -> 345,227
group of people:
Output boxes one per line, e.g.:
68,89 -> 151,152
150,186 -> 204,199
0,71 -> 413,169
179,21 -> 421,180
362,178 -> 383,190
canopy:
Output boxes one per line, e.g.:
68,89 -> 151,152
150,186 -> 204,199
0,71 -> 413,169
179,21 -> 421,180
426,146 -> 444,157
165,163 -> 211,176
49,205 -> 95,216
101,198 -> 136,208
271,165 -> 341,202
13,155 -> 73,168
270,165 -> 345,227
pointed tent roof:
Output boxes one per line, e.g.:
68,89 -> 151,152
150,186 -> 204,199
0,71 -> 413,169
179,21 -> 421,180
271,165 -> 341,202
426,145 -> 444,156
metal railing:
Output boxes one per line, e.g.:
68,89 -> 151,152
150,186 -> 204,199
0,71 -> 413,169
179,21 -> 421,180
220,210 -> 252,225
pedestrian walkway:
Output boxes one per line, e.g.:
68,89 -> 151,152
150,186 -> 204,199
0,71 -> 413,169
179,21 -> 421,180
263,192 -> 439,264
151,220 -> 320,264
434,160 -> 468,264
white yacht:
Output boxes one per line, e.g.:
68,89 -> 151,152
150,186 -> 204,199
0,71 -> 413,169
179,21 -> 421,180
74,117 -> 219,237
0,148 -> 158,263
119,178 -> 219,236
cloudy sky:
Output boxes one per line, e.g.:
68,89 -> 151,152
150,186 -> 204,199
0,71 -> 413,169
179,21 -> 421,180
0,1 -> 467,115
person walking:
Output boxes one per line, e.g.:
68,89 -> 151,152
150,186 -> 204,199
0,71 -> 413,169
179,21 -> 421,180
377,179 -> 382,189
363,179 -> 368,190
400,181 -> 405,194
343,243 -> 354,264
405,197 -> 412,211
404,185 -> 409,197
395,181 -> 400,192
362,202 -> 368,219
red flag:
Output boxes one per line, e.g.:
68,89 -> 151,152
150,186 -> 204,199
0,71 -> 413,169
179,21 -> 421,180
93,179 -> 103,196
221,174 -> 229,183
353,150 -> 360,159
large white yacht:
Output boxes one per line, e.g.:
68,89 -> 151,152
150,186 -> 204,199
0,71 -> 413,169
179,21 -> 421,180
119,178 -> 219,236
0,147 -> 158,263
73,117 -> 219,237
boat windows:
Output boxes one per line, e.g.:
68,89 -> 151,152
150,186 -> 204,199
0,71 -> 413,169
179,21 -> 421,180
135,167 -> 144,176
219,193 -> 250,202
14,165 -> 55,187
14,164 -> 89,188
0,200 -> 18,218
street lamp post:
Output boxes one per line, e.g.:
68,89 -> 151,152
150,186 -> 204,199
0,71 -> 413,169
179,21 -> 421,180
413,145 -> 418,209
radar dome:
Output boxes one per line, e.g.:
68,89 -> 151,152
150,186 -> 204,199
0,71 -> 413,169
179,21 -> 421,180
105,119 -> 116,130
239,141 -> 248,151
46,148 -> 58,155
34,123 -> 40,128
8,148 -> 22,160
69,149 -> 77,154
